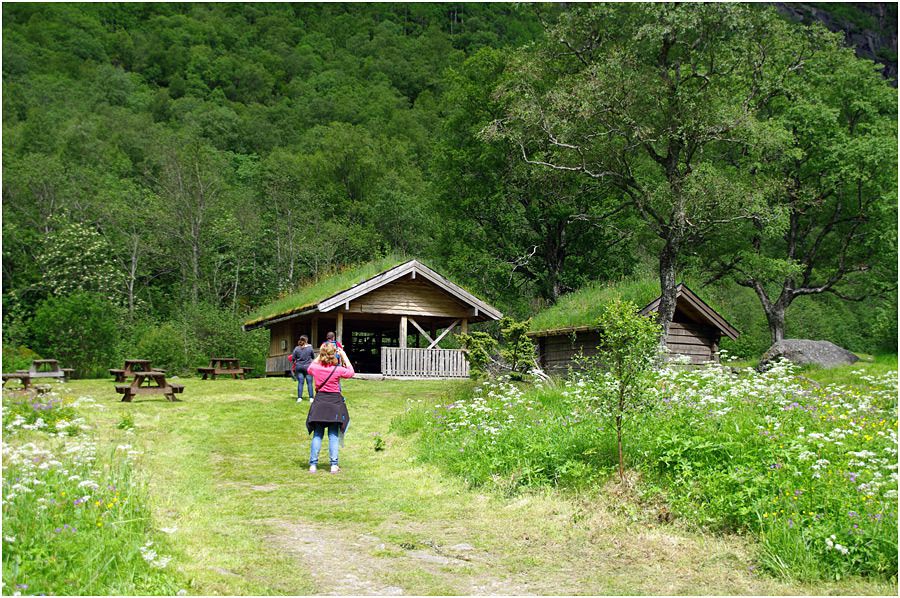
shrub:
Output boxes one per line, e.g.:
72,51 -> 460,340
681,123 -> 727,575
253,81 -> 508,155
133,321 -> 201,376
30,293 -> 124,378
2,346 -> 42,372
179,303 -> 267,376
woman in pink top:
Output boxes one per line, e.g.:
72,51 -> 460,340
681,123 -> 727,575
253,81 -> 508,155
305,343 -> 354,474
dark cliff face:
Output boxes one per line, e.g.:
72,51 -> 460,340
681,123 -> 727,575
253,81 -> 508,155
774,3 -> 898,86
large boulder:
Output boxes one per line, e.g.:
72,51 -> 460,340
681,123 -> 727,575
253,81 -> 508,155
758,339 -> 859,371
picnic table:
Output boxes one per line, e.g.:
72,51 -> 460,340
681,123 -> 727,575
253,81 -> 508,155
115,371 -> 184,402
2,359 -> 73,389
197,357 -> 252,380
110,360 -> 164,383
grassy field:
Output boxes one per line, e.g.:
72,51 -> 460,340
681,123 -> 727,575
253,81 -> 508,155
4,369 -> 896,595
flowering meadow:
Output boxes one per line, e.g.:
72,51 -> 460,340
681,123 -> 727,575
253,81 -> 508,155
1,386 -> 183,595
396,360 -> 898,581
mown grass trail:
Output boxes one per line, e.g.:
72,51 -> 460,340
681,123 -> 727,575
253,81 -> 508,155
69,376 -> 895,595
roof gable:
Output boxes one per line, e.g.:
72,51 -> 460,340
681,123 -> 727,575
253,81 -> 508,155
244,259 -> 502,330
317,260 -> 501,319
638,284 -> 739,340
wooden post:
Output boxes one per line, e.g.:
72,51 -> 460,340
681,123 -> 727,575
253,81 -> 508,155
399,316 -> 408,349
461,318 -> 468,335
336,311 -> 344,345
311,316 -> 319,347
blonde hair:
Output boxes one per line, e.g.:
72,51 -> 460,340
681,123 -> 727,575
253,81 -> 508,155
317,343 -> 338,366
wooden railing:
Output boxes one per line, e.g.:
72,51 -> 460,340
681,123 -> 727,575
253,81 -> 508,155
381,347 -> 469,378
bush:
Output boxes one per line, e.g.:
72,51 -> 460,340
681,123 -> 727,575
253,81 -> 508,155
2,346 -> 42,372
125,305 -> 267,377
30,293 -> 124,378
180,303 -> 267,376
132,321 -> 201,376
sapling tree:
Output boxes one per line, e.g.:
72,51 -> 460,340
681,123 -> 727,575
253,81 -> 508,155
593,300 -> 661,482
498,317 -> 537,381
456,331 -> 497,379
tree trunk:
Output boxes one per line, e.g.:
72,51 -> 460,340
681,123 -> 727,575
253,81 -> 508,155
748,280 -> 792,344
616,415 -> 624,481
656,237 -> 679,343
616,378 -> 625,481
766,304 -> 786,343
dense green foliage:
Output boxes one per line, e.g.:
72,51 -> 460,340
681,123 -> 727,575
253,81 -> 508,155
1,4 -> 546,373
394,359 -> 898,580
2,3 -> 895,373
31,293 -> 123,378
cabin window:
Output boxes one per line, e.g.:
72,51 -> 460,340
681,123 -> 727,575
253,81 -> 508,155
281,339 -> 287,351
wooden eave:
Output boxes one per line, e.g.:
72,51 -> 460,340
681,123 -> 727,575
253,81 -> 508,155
242,259 -> 502,332
243,306 -> 318,331
527,324 -> 597,339
526,283 -> 739,341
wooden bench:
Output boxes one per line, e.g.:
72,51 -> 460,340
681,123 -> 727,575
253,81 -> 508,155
2,372 -> 32,389
198,359 -> 252,380
110,363 -> 165,382
116,371 -> 183,403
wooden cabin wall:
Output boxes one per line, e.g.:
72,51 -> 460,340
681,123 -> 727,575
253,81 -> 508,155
666,322 -> 718,364
538,324 -> 720,373
347,278 -> 471,318
540,331 -> 603,373
266,321 -> 294,375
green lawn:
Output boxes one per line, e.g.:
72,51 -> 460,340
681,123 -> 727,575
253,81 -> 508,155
55,375 -> 896,595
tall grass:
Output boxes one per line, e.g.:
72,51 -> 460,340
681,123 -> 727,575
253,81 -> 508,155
2,388 -> 183,595
394,360 -> 899,581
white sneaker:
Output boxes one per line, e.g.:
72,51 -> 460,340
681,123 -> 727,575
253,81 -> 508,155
330,465 -> 340,474
296,398 -> 303,403
309,465 -> 317,473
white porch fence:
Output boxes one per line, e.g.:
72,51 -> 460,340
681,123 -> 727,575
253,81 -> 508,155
381,347 -> 469,378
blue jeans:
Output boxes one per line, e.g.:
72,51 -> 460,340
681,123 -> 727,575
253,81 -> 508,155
309,423 -> 340,466
297,372 -> 313,399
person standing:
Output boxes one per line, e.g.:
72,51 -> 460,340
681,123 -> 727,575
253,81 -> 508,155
292,336 -> 315,402
306,343 -> 354,473
324,331 -> 343,364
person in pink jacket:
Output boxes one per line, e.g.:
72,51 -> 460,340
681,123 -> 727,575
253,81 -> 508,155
305,343 -> 354,473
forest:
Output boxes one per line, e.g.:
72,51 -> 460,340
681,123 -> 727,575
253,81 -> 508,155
2,2 -> 897,376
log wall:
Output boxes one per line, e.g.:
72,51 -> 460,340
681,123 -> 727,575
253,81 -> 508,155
540,331 -> 603,373
666,321 -> 718,364
538,323 -> 720,372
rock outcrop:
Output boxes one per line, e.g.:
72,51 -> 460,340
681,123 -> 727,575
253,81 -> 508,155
758,339 -> 860,371
773,3 -> 898,86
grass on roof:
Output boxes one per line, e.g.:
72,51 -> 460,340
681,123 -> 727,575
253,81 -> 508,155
529,276 -> 661,332
244,255 -> 409,326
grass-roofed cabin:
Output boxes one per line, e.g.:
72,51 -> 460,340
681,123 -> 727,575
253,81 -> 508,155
528,280 -> 739,371
243,259 -> 502,378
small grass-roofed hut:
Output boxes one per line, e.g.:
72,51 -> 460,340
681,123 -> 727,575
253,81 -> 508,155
528,279 -> 739,371
243,258 -> 502,378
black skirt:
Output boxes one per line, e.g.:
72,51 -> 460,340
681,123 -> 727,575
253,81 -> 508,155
305,391 -> 350,434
